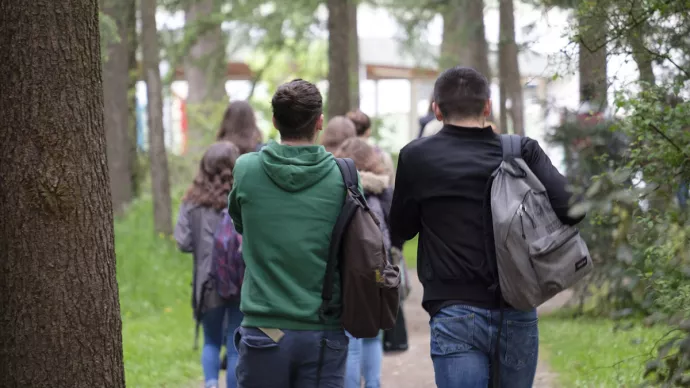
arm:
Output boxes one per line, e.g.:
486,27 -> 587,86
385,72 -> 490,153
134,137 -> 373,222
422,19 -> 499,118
174,202 -> 194,252
522,137 -> 585,225
389,149 -> 421,241
228,160 -> 244,234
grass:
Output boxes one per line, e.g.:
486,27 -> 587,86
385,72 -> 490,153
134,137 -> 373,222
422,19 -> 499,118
539,312 -> 671,387
402,235 -> 418,268
117,195 -> 201,387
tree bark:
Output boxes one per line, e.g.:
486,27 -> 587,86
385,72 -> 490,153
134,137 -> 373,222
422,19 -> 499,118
184,0 -> 227,104
103,0 -> 134,215
498,0 -> 524,135
141,0 -> 173,235
127,0 -> 141,197
327,0 -> 351,119
440,0 -> 491,81
0,1 -> 125,387
348,0 -> 360,110
578,11 -> 608,109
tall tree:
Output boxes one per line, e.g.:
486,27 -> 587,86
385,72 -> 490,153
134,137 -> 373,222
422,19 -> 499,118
127,0 -> 141,197
440,0 -> 491,79
102,0 -> 135,215
184,0 -> 227,103
0,0 -> 125,386
577,7 -> 608,108
327,0 -> 352,119
498,0 -> 525,135
141,0 -> 173,235
349,0 -> 360,109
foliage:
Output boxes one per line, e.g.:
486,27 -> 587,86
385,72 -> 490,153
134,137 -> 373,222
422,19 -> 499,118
117,193 -> 201,387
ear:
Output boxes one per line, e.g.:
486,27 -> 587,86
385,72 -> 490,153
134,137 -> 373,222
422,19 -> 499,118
315,114 -> 324,132
432,102 -> 443,121
483,100 -> 492,118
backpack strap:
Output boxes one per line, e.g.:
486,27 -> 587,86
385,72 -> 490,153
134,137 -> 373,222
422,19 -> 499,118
500,134 -> 522,161
319,158 -> 360,323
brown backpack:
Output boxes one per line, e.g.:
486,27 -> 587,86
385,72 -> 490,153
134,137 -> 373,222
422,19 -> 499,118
319,158 -> 401,338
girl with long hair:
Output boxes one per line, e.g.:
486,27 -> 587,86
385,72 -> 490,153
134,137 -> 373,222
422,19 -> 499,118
216,100 -> 260,154
174,141 -> 242,388
335,137 -> 392,388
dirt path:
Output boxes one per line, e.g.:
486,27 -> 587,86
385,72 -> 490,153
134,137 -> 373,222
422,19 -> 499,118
380,276 -> 568,388
204,277 -> 569,388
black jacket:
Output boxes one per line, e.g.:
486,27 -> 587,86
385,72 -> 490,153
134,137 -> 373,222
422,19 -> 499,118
389,125 -> 584,315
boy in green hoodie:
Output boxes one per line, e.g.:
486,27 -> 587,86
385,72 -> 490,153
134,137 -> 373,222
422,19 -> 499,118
229,79 -> 349,387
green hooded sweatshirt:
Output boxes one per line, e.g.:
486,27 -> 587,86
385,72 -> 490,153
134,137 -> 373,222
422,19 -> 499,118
228,140 -> 348,330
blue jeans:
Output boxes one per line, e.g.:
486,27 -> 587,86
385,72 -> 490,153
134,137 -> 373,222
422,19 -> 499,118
201,303 -> 243,388
234,327 -> 348,388
430,304 -> 538,388
345,332 -> 383,388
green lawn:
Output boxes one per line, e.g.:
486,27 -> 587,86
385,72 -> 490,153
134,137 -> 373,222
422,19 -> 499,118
117,196 -> 200,387
402,236 -> 418,268
539,314 -> 670,387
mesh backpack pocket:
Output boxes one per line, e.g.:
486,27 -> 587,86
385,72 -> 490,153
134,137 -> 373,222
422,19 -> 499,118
210,209 -> 245,300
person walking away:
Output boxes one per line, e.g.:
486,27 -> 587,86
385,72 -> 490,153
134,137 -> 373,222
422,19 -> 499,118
229,79 -> 354,388
346,109 -> 396,186
389,67 -> 585,388
320,115 -> 357,153
418,96 -> 436,138
217,100 -> 260,155
174,142 -> 244,388
334,138 -> 392,388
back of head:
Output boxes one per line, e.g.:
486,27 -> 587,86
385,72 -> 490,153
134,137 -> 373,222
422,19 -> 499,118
321,116 -> 356,152
217,100 -> 259,154
271,79 -> 323,141
335,137 -> 386,175
433,66 -> 491,122
184,141 -> 240,210
346,109 -> 371,137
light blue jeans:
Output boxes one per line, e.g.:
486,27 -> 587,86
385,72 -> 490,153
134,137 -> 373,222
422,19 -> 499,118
345,331 -> 383,388
430,304 -> 538,388
201,303 -> 243,388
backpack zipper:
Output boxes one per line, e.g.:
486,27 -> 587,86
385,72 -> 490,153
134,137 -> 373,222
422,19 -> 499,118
518,208 -> 526,239
521,204 -> 536,228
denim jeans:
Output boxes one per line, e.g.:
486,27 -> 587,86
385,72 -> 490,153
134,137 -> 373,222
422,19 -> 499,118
234,327 -> 348,388
345,332 -> 383,388
430,304 -> 538,388
201,303 -> 243,388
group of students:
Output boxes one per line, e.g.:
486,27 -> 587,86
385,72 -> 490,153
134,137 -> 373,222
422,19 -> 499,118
175,66 -> 587,388
174,92 -> 407,388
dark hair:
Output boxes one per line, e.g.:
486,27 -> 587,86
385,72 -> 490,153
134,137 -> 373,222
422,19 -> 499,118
346,109 -> 371,136
271,79 -> 323,141
321,116 -> 357,152
433,66 -> 491,121
183,141 -> 240,211
216,100 -> 259,155
335,138 -> 386,175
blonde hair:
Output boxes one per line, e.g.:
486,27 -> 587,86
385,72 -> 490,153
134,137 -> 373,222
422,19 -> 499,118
334,138 -> 386,175
320,116 -> 356,152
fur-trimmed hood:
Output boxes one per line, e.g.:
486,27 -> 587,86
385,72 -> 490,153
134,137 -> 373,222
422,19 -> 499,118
360,170 -> 390,195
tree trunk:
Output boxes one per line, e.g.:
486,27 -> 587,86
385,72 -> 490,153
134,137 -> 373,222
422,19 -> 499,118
127,0 -> 141,197
578,11 -> 608,109
0,1 -> 125,387
141,0 -> 173,235
498,0 -> 524,135
348,0 -> 360,110
184,0 -> 227,104
103,0 -> 134,215
627,5 -> 655,89
440,0 -> 491,81
327,0 -> 351,119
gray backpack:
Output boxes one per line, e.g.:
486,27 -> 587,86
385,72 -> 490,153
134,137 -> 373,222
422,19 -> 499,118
491,135 -> 592,310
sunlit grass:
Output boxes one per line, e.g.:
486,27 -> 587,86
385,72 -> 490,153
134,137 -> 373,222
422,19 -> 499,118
117,195 -> 201,387
539,313 -> 670,387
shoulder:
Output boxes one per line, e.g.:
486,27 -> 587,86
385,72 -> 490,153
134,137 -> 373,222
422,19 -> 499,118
233,152 -> 261,180
519,136 -> 546,163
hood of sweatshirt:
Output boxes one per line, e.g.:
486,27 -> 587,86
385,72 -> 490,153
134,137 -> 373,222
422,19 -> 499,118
260,140 -> 335,192
360,170 -> 390,195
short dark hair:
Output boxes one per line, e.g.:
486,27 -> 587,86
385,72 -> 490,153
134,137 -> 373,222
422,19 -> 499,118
271,79 -> 323,141
433,67 -> 490,121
